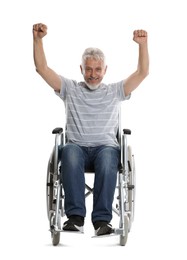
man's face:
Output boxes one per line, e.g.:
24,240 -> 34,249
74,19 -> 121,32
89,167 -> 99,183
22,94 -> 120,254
80,58 -> 107,90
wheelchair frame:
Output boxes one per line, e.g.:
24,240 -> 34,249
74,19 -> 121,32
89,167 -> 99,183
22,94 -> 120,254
46,116 -> 136,246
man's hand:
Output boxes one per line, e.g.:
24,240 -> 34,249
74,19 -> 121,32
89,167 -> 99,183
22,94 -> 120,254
33,23 -> 47,39
133,30 -> 147,45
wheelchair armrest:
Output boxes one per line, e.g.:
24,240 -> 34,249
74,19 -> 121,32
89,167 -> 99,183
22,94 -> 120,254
123,129 -> 131,135
52,127 -> 63,134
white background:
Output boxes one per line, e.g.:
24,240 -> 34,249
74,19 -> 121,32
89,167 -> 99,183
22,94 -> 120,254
0,0 -> 187,259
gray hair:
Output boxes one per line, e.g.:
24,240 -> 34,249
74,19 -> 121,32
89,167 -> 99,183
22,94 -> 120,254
81,47 -> 106,68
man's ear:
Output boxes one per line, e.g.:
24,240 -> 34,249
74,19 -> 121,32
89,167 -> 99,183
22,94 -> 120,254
104,65 -> 108,74
80,65 -> 83,74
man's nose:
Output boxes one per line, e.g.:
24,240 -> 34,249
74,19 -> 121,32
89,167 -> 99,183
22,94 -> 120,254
90,70 -> 97,78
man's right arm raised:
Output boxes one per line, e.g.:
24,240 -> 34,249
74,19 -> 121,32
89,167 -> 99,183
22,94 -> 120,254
33,23 -> 61,92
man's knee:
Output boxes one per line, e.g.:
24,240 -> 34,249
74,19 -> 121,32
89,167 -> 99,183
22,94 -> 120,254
95,146 -> 120,172
62,143 -> 84,167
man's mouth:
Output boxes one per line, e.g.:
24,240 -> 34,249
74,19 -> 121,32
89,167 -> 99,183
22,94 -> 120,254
88,77 -> 99,81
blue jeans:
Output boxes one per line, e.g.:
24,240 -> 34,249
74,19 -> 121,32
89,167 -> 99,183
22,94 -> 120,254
61,143 -> 120,224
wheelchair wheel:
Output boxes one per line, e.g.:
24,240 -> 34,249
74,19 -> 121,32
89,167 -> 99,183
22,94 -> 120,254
50,213 -> 61,246
120,215 -> 129,246
51,230 -> 60,246
127,146 -> 136,231
46,152 -> 54,220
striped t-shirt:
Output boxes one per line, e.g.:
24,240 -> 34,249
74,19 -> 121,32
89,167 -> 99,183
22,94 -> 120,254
56,76 -> 130,147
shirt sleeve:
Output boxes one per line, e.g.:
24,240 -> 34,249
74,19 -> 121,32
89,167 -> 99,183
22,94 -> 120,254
111,80 -> 131,101
54,75 -> 66,100
55,76 -> 78,101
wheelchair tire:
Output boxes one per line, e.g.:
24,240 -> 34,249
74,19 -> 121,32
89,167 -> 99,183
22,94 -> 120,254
127,146 -> 136,231
46,154 -> 54,220
120,215 -> 129,246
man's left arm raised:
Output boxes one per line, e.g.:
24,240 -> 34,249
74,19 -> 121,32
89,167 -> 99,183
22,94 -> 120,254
124,29 -> 149,96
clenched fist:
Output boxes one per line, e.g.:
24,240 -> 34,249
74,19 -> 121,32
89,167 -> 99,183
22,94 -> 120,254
133,30 -> 147,45
33,23 -> 48,39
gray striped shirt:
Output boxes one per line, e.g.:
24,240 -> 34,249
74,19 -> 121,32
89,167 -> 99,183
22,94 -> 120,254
56,76 -> 130,147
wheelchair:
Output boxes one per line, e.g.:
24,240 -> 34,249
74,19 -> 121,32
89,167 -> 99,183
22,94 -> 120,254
46,113 -> 136,246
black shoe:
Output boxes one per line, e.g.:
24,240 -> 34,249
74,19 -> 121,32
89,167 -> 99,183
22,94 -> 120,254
94,221 -> 114,236
63,215 -> 84,232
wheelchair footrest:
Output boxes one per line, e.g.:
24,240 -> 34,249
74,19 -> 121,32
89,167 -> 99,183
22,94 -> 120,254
61,230 -> 84,234
49,228 -> 84,234
92,228 -> 124,238
92,232 -> 118,239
